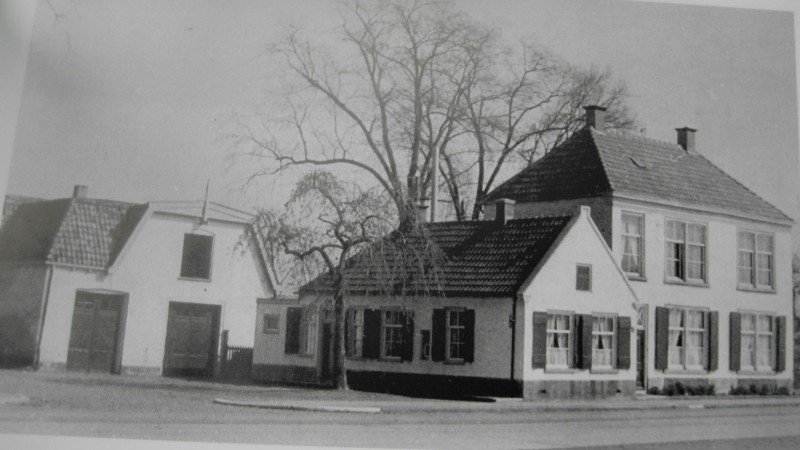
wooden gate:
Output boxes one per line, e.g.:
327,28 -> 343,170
163,302 -> 221,377
66,292 -> 127,374
219,330 -> 253,383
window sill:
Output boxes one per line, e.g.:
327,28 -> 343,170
625,274 -> 647,282
736,285 -> 776,294
663,279 -> 708,288
545,367 -> 577,374
664,368 -> 708,375
178,276 -> 212,283
736,369 -> 777,376
590,368 -> 619,374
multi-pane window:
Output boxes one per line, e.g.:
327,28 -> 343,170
668,308 -> 706,369
346,308 -> 364,357
180,234 -> 213,279
740,313 -> 775,371
546,314 -> 572,368
300,308 -> 316,355
262,314 -> 280,334
621,213 -> 644,277
381,310 -> 403,359
447,309 -> 466,361
738,231 -> 774,289
592,316 -> 615,368
665,220 -> 706,283
576,265 -> 592,291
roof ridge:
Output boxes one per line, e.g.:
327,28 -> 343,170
598,127 -> 684,149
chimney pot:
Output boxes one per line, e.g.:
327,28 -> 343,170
584,105 -> 607,131
495,199 -> 515,226
676,127 -> 697,153
72,185 -> 88,199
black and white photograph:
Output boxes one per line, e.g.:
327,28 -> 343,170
1,0 -> 799,449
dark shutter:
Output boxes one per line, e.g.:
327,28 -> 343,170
284,307 -> 301,354
579,314 -> 593,370
707,311 -> 718,371
617,316 -> 631,370
531,312 -> 548,369
400,311 -> 414,362
344,309 -> 353,355
729,312 -> 741,372
362,309 -> 381,360
463,309 -> 475,363
654,307 -> 669,370
776,315 -> 786,372
431,309 -> 446,362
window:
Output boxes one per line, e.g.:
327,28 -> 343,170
420,330 -> 431,360
665,220 -> 706,283
381,310 -> 403,359
546,314 -> 572,368
576,265 -> 592,291
446,309 -> 466,362
262,314 -> 279,334
738,231 -> 774,289
740,313 -> 775,371
592,316 -> 615,368
621,213 -> 644,277
180,234 -> 213,280
300,308 -> 317,355
668,308 -> 706,369
346,308 -> 364,357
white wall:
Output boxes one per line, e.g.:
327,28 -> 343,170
37,212 -> 273,371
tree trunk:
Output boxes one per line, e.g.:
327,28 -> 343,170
333,280 -> 347,390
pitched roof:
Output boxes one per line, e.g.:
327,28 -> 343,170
0,196 -> 147,268
486,127 -> 789,222
303,215 -> 572,297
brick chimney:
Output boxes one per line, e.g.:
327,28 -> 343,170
676,127 -> 697,153
72,185 -> 88,199
584,105 -> 607,131
495,198 -> 515,226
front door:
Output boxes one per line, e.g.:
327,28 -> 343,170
163,302 -> 221,377
66,292 -> 127,374
636,329 -> 646,388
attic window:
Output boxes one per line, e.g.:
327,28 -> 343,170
180,234 -> 213,280
576,264 -> 592,291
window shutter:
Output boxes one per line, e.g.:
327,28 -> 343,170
362,309 -> 381,360
617,316 -> 631,370
729,312 -> 741,372
531,312 -> 548,369
463,309 -> 475,363
654,307 -> 669,370
776,315 -> 786,372
344,309 -> 353,355
400,311 -> 414,362
707,311 -> 718,371
431,309 -> 446,362
284,307 -> 301,354
579,314 -> 593,369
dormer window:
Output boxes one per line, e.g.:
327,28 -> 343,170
180,234 -> 213,280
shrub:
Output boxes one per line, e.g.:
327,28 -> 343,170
647,386 -> 660,395
777,386 -> 791,395
674,382 -> 686,396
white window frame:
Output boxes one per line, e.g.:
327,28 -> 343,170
546,312 -> 573,369
446,308 -> 466,362
740,312 -> 776,371
664,219 -> 707,283
738,230 -> 774,290
380,309 -> 403,360
621,212 -> 645,277
299,307 -> 317,356
667,307 -> 707,370
346,308 -> 364,358
592,315 -> 616,369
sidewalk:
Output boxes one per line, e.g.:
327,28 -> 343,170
213,391 -> 800,414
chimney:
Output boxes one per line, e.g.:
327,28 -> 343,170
495,198 -> 515,226
676,127 -> 697,153
584,105 -> 607,131
72,185 -> 88,199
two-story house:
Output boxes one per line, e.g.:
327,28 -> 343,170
0,186 -> 276,376
484,106 -> 794,392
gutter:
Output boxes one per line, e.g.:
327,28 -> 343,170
33,264 -> 54,368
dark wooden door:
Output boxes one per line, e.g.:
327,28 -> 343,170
163,302 -> 220,377
66,292 -> 125,374
636,329 -> 646,389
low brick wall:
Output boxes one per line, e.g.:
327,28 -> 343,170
252,363 -> 323,387
523,379 -> 636,400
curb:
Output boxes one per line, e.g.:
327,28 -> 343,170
0,393 -> 29,405
213,398 -> 381,413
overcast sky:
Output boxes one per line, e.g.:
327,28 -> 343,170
4,0 -> 799,234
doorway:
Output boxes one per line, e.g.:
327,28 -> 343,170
163,302 -> 221,377
635,305 -> 648,389
66,291 -> 127,374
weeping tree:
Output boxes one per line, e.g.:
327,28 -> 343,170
254,170 -> 445,389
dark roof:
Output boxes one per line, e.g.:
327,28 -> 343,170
486,128 -> 789,222
0,196 -> 148,268
303,215 -> 573,297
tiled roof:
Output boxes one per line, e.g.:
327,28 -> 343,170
0,196 -> 147,268
303,215 -> 572,297
486,128 -> 789,222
